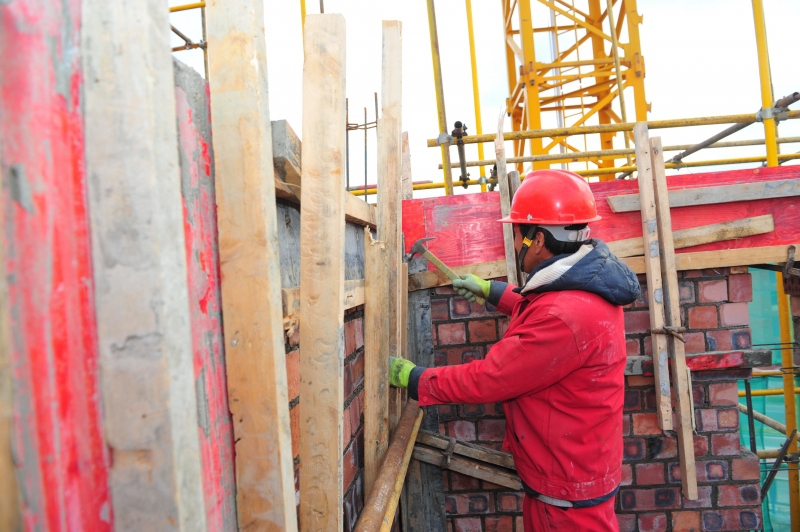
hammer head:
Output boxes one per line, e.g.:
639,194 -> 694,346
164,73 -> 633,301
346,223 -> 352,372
405,237 -> 435,262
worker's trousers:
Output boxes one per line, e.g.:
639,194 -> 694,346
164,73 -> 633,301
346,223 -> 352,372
523,494 -> 618,531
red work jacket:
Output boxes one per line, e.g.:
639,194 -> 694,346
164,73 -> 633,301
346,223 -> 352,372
416,284 -> 626,501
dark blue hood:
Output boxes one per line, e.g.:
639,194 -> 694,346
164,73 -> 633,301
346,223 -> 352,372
517,239 -> 640,306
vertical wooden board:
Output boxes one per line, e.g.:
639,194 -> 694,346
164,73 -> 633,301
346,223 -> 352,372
206,0 -> 297,529
650,136 -> 698,500
2,1 -> 113,529
82,0 -> 206,529
364,230 -> 390,496
633,123 -> 673,432
299,14 -> 347,532
401,132 -> 413,200
173,58 -> 237,531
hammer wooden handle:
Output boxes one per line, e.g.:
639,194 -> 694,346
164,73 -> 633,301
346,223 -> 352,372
422,250 -> 486,305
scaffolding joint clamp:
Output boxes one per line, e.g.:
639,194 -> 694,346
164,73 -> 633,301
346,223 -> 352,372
756,107 -> 779,121
437,132 -> 453,146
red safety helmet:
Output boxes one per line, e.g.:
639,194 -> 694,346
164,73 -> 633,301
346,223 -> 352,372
498,169 -> 601,225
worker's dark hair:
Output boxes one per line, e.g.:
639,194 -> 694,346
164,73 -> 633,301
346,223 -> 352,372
517,223 -> 588,256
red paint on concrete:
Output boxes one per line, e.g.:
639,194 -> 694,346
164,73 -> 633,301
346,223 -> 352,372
0,0 -> 112,529
175,84 -> 237,530
402,166 -> 800,269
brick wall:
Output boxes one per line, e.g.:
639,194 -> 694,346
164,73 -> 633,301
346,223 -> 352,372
429,269 -> 763,532
286,306 -> 366,531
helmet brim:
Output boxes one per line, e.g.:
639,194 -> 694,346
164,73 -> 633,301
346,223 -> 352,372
497,214 -> 602,224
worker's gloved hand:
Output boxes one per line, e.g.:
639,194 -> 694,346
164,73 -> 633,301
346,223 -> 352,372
452,274 -> 491,303
389,356 -> 416,389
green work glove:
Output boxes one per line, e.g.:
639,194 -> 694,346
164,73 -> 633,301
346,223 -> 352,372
389,356 -> 416,389
452,274 -> 491,303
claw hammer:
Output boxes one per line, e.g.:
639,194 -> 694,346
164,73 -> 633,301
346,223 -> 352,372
405,237 -> 485,305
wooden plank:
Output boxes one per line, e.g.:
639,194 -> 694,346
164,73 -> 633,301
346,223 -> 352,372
416,431 -> 515,470
495,110 -> 519,285
381,20 -> 404,437
206,0 -> 298,527
401,131 -> 413,199
412,446 -> 523,491
633,123 -> 673,431
625,349 -> 772,375
607,215 -> 775,258
275,174 -> 376,229
272,119 -> 302,190
408,260 -> 507,291
83,0 -> 206,528
607,177 -> 800,213
298,14 -> 347,532
364,231 -> 391,495
650,136 -> 698,500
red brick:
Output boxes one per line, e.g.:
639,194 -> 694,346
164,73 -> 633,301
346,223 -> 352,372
720,302 -> 749,327
498,317 -> 509,337
728,273 -> 753,303
441,346 -> 484,366
460,403 -> 484,417
467,493 -> 492,513
618,488 -> 681,510
697,408 -> 718,431
628,375 -> 655,387
621,463 -> 633,486
671,511 -> 700,531
468,319 -> 497,343
617,514 -> 637,532
514,516 -> 524,531
732,455 -> 760,480
343,404 -> 352,445
652,435 -> 677,459
684,269 -> 703,278
449,420 -> 476,441
684,332 -> 706,354
688,305 -> 718,329
349,392 -> 363,431
638,512 -> 667,532
477,419 -> 506,441
286,348 -> 300,401
343,431 -> 359,491
683,485 -> 713,508
439,323 -> 466,345
450,298 -> 472,318
449,471 -> 479,491
698,279 -> 728,303
344,318 -> 358,355
622,415 -> 631,436
435,285 -> 457,295
643,335 -> 652,357
485,515 -> 513,532
679,281 -> 696,303
711,433 -> 741,456
624,389 -> 641,411
632,413 -> 661,435
431,298 -> 450,321
350,352 -> 364,388
694,434 -> 709,457
717,407 -> 739,430
626,338 -> 641,357
623,438 -> 646,460
498,492 -> 522,512
635,463 -> 665,485
709,382 -> 738,406
706,328 -> 746,351
290,404 -> 300,459
701,509 -> 761,531
454,517 -> 481,532
718,484 -> 761,507
694,460 -> 728,482
625,310 -> 651,334
792,295 -> 800,317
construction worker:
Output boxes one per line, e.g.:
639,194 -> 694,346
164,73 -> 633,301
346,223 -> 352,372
390,169 -> 640,531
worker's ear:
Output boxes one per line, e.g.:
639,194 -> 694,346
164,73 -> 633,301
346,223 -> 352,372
534,230 -> 547,253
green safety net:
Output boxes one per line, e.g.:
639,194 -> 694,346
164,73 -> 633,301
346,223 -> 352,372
739,268 -> 798,532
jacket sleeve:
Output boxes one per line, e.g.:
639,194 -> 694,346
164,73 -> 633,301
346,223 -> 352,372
415,312 -> 582,406
489,281 -> 524,316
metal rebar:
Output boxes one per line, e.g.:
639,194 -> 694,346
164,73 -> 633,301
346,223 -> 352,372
346,98 -> 350,189
745,381 -> 758,454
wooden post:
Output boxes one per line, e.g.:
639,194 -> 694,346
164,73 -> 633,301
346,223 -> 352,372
632,123 -> 673,432
650,136 -> 699,500
82,0 -> 206,527
381,21 -> 404,433
205,0 -> 298,527
364,230 -> 391,495
401,132 -> 413,199
298,14 -> 347,532
495,111 -> 519,286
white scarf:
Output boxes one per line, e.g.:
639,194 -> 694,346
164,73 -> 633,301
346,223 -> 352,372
520,244 -> 594,294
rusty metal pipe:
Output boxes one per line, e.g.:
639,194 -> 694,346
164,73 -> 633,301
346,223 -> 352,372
355,400 -> 423,532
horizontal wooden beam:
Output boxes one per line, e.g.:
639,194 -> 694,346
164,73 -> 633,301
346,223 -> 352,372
411,446 -> 522,491
408,244 -> 796,291
607,215 -> 774,258
416,430 -> 515,470
275,178 -> 376,228
606,178 -> 800,213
